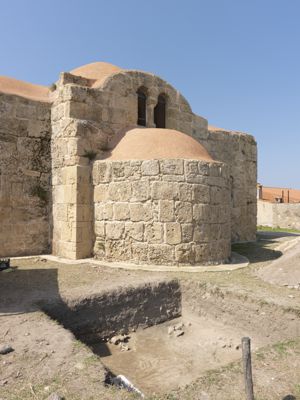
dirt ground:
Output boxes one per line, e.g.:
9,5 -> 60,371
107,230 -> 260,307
0,231 -> 300,400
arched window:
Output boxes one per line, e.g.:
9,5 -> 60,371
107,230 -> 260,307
137,87 -> 147,126
154,94 -> 166,128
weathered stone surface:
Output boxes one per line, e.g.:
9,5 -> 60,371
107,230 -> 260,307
175,202 -> 193,223
130,203 -> 152,222
165,222 -> 181,245
145,222 -> 164,244
159,200 -> 174,222
105,222 -> 125,239
0,62 -> 256,262
141,160 -> 159,176
160,159 -> 183,175
125,222 -> 144,241
113,202 -> 130,220
93,159 -> 231,265
152,181 -> 179,200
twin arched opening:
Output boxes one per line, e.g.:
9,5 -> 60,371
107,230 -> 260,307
137,88 -> 166,128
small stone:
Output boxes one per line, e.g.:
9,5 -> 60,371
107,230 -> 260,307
235,344 -> 240,350
167,326 -> 174,335
0,344 -> 14,355
175,330 -> 184,337
0,379 -> 8,386
47,393 -> 63,400
288,295 -> 295,298
174,322 -> 184,331
110,334 -> 129,345
120,344 -> 130,352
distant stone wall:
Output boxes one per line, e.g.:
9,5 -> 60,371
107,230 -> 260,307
195,127 -> 257,242
0,93 -> 51,257
258,199 -> 300,230
93,159 -> 231,265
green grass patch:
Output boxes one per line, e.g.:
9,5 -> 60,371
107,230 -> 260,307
272,339 -> 297,356
257,225 -> 300,234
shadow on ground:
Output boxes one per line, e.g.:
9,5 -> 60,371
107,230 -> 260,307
258,230 -> 300,238
0,265 -> 61,314
232,238 -> 282,265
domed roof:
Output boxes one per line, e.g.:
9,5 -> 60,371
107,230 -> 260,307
108,128 -> 213,161
0,76 -> 50,102
70,62 -> 122,87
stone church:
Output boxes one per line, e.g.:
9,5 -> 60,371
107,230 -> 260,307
0,62 -> 257,265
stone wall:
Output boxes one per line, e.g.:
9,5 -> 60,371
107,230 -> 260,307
50,70 -> 256,259
197,128 -> 257,242
257,199 -> 300,230
0,64 -> 257,260
93,159 -> 231,265
0,93 -> 51,257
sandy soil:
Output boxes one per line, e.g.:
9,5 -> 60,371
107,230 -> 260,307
256,233 -> 300,287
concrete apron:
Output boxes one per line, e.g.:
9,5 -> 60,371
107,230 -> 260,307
11,251 -> 249,273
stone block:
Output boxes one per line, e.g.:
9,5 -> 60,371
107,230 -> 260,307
94,204 -> 104,221
159,200 -> 174,222
193,244 -> 210,263
94,221 -> 105,238
103,203 -> 113,220
148,244 -> 174,264
131,181 -> 150,202
178,183 -> 192,202
193,224 -> 211,243
105,222 -> 125,239
151,181 -> 179,200
160,159 -> 183,175
114,202 -> 130,220
175,202 -> 192,223
175,244 -> 194,264
192,184 -> 210,203
181,223 -> 193,242
141,160 -> 159,176
105,239 -> 131,261
94,184 -> 109,202
108,182 -> 131,201
131,242 -> 148,262
193,204 -> 210,223
130,203 -> 152,222
165,222 -> 181,245
145,222 -> 163,243
162,174 -> 185,182
112,161 -> 129,179
125,222 -> 144,241
198,161 -> 209,176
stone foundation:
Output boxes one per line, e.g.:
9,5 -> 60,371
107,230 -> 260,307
93,159 -> 231,265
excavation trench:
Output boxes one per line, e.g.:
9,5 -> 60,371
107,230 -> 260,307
42,279 -> 300,396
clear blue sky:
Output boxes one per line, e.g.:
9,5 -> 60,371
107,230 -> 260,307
1,0 -> 299,188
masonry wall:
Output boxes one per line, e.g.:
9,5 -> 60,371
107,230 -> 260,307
195,127 -> 257,242
257,199 -> 300,230
92,159 -> 231,265
0,93 -> 51,257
